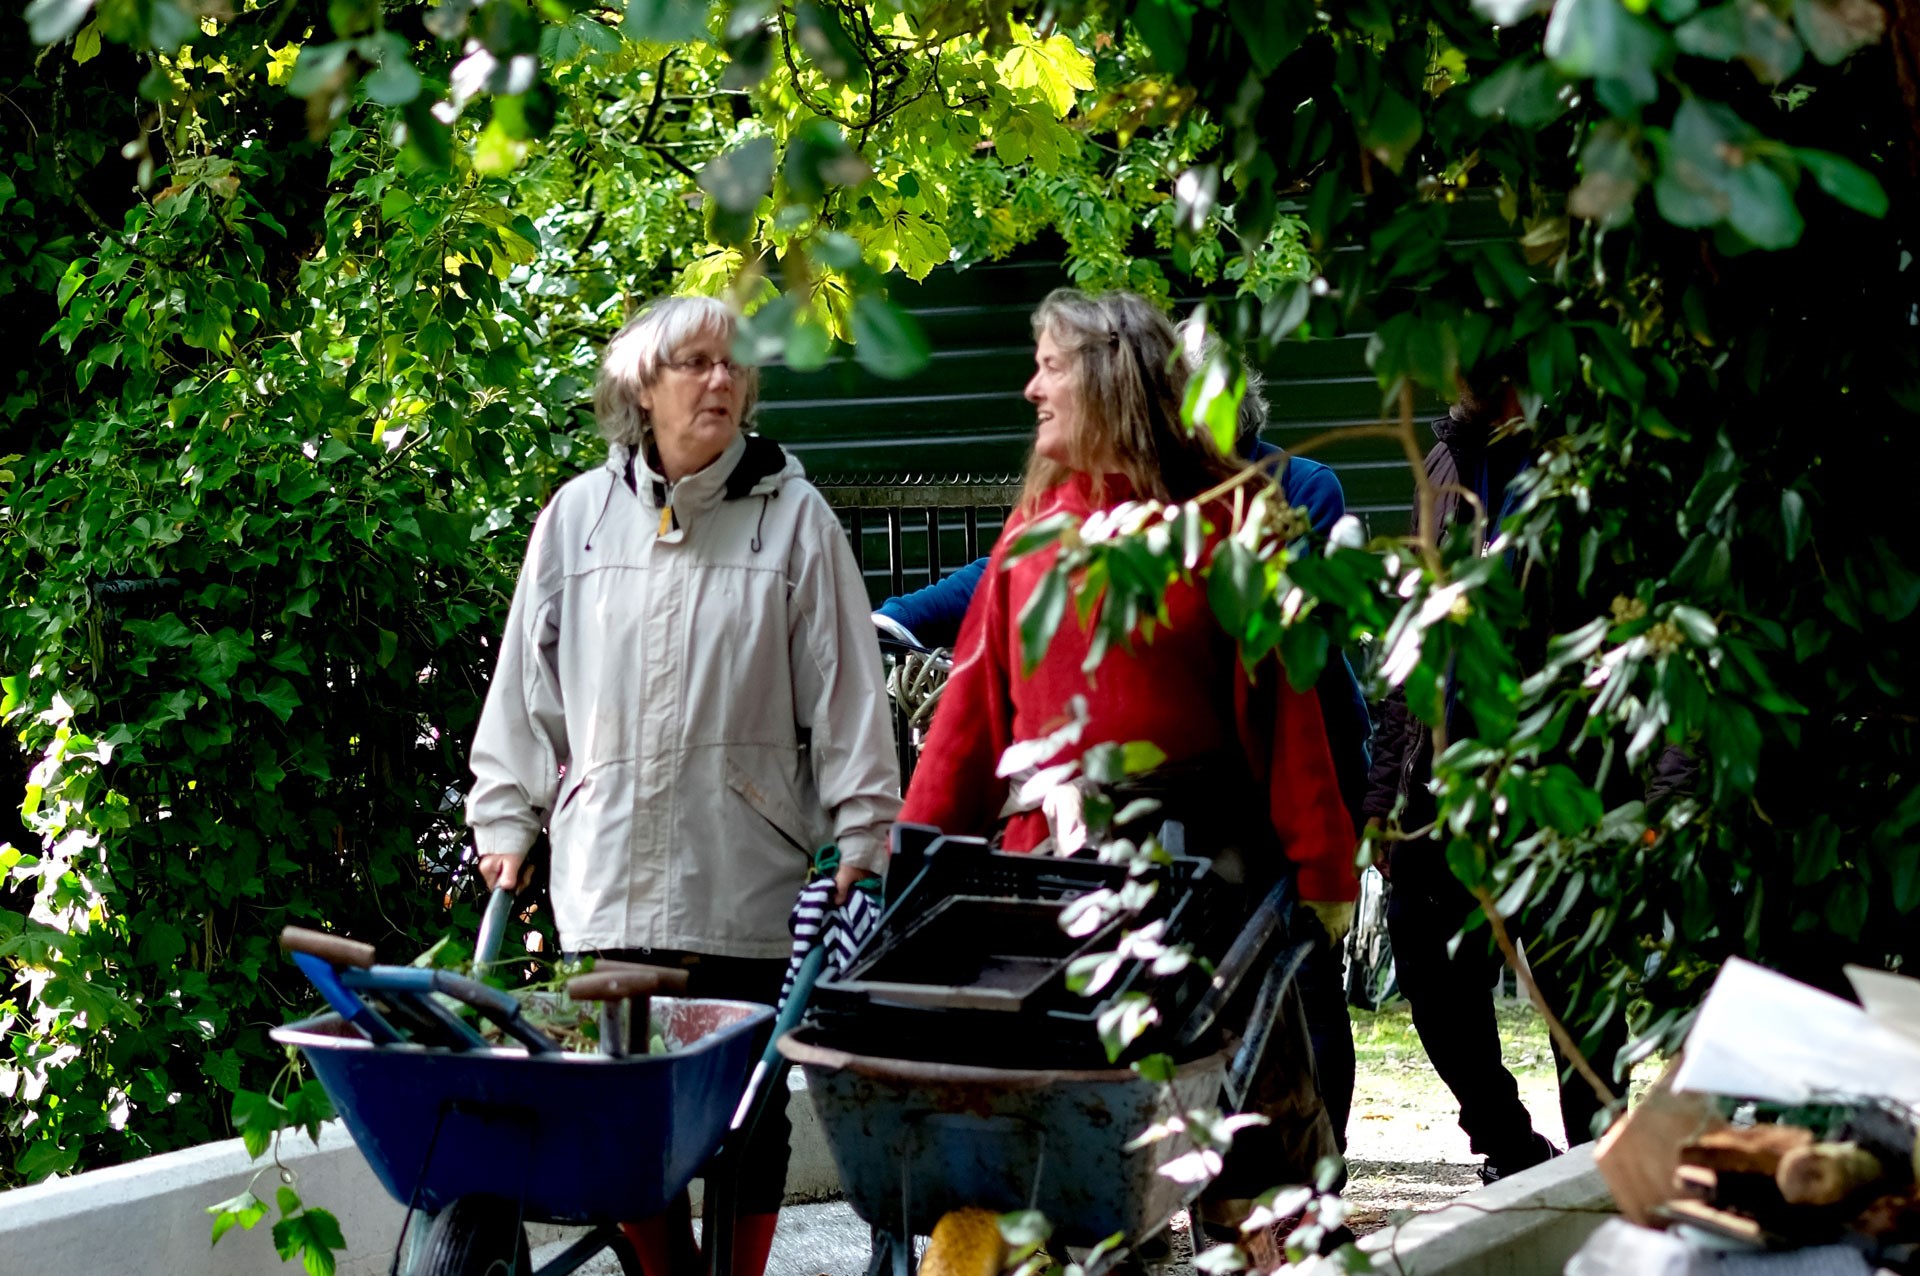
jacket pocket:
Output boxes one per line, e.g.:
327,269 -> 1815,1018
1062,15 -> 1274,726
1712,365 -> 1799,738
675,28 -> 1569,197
724,756 -> 819,858
547,769 -> 592,844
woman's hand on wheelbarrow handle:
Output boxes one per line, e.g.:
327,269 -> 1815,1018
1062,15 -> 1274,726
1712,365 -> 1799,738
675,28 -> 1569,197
477,850 -> 532,892
833,862 -> 878,905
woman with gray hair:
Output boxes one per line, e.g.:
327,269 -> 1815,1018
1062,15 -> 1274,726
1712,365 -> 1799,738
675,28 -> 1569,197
467,294 -> 900,1276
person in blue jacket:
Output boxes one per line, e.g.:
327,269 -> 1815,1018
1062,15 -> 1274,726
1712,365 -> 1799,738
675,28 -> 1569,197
874,333 -> 1373,1150
872,427 -> 1346,639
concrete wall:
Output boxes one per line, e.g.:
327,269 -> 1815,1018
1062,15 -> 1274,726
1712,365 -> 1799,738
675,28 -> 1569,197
0,1083 -> 1613,1276
1357,1145 -> 1615,1276
0,1071 -> 837,1276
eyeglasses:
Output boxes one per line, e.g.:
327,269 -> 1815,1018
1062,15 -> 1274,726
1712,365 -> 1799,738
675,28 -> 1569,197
661,353 -> 742,379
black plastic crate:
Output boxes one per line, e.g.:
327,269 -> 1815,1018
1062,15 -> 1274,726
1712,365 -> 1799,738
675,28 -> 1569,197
808,826 -> 1240,1068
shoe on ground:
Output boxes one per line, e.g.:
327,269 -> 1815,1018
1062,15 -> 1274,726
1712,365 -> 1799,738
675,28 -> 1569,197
1477,1131 -> 1562,1186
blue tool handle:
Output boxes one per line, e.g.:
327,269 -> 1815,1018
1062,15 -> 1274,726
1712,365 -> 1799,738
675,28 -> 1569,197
474,887 -> 517,969
343,965 -> 561,1054
332,967 -> 491,1051
763,941 -> 828,1069
730,941 -> 828,1134
396,989 -> 494,1051
292,952 -> 404,1045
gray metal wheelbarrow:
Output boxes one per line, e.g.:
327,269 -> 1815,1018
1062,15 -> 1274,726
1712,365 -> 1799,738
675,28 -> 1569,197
781,874 -> 1314,1276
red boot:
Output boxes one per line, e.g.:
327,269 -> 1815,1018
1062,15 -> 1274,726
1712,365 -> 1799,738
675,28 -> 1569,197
726,1211 -> 780,1276
619,1191 -> 702,1276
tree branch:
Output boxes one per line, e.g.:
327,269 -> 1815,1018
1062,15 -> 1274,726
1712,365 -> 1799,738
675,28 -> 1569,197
778,12 -> 848,123
647,143 -> 699,182
1472,884 -> 1622,1117
638,53 -> 674,146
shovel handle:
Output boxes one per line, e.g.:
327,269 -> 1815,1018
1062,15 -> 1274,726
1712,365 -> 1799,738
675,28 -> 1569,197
474,887 -> 517,969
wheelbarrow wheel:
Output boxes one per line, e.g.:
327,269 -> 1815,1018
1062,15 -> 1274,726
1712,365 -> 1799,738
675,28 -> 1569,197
417,1195 -> 532,1276
918,1208 -> 1005,1276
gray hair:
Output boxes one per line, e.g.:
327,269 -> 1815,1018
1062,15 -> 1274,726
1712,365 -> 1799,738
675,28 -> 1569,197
1174,312 -> 1269,453
593,295 -> 760,447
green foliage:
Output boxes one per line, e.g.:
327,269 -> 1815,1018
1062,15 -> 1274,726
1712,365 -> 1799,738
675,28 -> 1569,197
0,0 -> 1303,1197
207,1063 -> 345,1274
1025,0 -> 1920,1095
0,12 -> 578,1186
9,0 -> 1917,1227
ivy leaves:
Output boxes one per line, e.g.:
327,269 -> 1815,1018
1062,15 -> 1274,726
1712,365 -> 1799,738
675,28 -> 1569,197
700,136 -> 777,246
25,0 -> 96,45
1652,99 -> 1803,249
1508,0 -> 1894,244
1645,99 -> 1886,248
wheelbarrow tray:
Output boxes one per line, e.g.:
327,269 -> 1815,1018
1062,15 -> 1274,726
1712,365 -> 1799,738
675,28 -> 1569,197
780,1027 -> 1230,1248
272,996 -> 773,1224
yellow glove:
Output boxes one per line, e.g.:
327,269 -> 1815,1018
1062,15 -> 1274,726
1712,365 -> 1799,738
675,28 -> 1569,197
1303,900 -> 1355,946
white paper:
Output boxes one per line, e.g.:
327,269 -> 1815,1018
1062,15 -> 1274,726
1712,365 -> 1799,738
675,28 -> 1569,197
1669,957 -> 1920,1107
1845,963 -> 1920,1049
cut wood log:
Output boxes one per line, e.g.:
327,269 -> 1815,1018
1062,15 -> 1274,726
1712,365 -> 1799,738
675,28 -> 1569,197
1662,1199 -> 1768,1245
1776,1141 -> 1884,1206
1852,1188 -> 1920,1239
1594,1058 -> 1725,1226
1671,1164 -> 1718,1201
1680,1123 -> 1814,1175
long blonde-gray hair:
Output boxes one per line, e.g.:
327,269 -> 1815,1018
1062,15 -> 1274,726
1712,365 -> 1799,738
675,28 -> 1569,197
1019,289 -> 1242,514
593,295 -> 760,448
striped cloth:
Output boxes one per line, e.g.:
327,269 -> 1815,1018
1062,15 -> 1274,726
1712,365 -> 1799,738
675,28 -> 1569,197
779,877 -> 881,1007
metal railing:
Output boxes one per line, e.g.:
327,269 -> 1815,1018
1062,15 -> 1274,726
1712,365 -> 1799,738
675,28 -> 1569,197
816,476 -> 1023,603
817,477 -> 1022,784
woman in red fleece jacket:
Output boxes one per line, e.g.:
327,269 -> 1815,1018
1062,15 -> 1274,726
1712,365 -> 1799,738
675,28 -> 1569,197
899,288 -> 1357,911
897,288 -> 1359,1215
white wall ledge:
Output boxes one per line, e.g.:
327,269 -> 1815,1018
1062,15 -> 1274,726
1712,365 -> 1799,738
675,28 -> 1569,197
1355,1143 -> 1616,1276
0,1072 -> 836,1276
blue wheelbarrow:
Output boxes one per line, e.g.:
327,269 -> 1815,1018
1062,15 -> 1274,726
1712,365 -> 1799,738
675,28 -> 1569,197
273,889 -> 815,1276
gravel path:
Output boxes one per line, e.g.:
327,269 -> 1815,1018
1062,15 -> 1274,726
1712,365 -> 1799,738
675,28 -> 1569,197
1342,998 -> 1566,1235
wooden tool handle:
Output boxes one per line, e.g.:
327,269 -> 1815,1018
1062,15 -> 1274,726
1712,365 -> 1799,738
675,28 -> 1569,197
566,965 -> 691,1002
279,926 -> 376,969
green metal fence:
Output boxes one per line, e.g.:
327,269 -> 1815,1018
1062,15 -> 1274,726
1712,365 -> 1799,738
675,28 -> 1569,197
755,232 -> 1500,602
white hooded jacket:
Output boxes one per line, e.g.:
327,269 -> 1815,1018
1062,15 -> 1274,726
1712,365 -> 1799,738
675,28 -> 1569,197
466,433 -> 901,958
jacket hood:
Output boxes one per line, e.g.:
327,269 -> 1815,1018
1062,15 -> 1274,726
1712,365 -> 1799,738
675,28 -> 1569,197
607,433 -> 805,523
1431,407 -> 1484,456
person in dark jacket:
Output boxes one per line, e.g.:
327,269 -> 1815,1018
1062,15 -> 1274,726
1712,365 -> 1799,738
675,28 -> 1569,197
1362,380 -> 1626,1183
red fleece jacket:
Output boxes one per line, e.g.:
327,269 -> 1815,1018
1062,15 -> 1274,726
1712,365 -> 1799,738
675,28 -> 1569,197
899,474 -> 1359,904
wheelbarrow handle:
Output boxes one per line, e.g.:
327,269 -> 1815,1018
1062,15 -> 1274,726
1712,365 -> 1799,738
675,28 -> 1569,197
566,965 -> 691,1002
474,886 -> 517,969
1222,939 -> 1314,1111
279,926 -> 377,970
710,941 -> 830,1276
1175,875 -> 1295,1050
